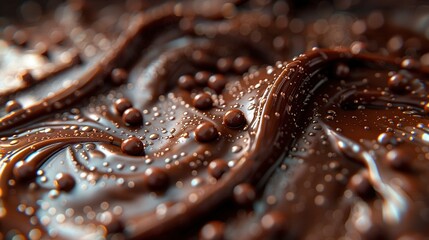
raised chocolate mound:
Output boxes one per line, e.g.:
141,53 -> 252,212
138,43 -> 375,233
1,0 -> 429,239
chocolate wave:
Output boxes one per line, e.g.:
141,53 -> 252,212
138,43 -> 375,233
1,1 -> 429,239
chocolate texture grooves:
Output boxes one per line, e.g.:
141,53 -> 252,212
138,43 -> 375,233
1,1 -> 429,239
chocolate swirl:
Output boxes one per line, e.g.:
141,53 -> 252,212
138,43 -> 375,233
1,1 -> 429,239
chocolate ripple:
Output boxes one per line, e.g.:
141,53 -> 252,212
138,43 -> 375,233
1,1 -> 429,239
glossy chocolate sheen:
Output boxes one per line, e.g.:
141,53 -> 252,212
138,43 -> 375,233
1,0 -> 429,239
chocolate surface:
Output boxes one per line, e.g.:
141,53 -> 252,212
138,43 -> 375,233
1,0 -> 429,239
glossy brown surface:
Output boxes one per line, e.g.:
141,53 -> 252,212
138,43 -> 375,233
1,0 -> 429,239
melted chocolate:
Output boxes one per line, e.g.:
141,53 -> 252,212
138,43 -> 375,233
1,1 -> 429,239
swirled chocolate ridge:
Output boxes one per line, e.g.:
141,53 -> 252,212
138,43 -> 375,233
1,1 -> 429,239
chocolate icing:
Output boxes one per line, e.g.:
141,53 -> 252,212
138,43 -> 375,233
1,0 -> 429,239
